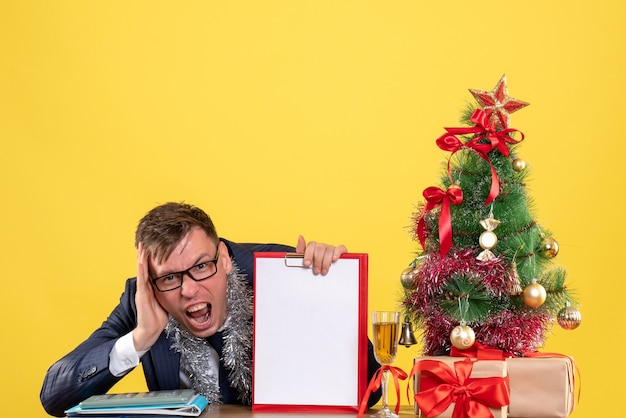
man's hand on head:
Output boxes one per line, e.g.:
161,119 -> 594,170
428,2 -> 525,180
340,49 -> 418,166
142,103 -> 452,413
133,242 -> 169,352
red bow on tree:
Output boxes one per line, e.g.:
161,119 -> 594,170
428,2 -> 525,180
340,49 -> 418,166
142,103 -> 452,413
416,185 -> 463,257
449,109 -> 525,157
436,109 -> 525,205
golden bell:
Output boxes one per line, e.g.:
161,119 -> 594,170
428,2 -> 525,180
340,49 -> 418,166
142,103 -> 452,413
398,321 -> 418,347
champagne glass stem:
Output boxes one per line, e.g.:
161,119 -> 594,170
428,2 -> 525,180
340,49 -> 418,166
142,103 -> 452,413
381,369 -> 390,412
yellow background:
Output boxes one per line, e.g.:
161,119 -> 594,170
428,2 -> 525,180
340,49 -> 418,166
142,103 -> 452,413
1,1 -> 623,417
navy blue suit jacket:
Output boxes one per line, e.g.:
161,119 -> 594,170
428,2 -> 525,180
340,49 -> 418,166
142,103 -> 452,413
40,240 -> 381,417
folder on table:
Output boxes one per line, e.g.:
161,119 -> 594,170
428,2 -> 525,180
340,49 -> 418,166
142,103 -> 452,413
65,389 -> 208,416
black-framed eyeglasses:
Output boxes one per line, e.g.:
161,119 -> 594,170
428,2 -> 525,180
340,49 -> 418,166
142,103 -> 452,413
150,245 -> 221,292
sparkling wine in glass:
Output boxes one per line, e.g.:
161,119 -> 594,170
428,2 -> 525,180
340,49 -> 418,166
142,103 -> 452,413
371,311 -> 400,418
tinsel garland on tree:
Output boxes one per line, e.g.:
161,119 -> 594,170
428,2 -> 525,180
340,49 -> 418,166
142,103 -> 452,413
401,75 -> 581,356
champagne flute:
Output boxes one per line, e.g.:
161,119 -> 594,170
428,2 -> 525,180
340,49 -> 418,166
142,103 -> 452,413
371,311 -> 400,418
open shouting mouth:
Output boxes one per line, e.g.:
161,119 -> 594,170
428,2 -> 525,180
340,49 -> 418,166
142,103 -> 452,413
187,302 -> 212,326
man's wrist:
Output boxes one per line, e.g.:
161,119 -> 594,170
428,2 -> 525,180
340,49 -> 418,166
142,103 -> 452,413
109,331 -> 148,377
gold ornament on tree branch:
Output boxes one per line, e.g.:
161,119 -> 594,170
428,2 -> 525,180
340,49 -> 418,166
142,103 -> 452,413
557,301 -> 582,330
400,256 -> 424,290
450,322 -> 476,349
450,295 -> 475,349
540,235 -> 559,258
511,156 -> 526,172
522,278 -> 547,307
400,266 -> 417,289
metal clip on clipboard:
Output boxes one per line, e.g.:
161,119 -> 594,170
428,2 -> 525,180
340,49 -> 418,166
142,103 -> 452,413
284,253 -> 307,268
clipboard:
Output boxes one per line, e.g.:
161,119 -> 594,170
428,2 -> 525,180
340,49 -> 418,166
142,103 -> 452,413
252,252 -> 368,413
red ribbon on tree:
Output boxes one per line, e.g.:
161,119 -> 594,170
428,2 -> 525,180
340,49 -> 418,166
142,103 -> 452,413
446,108 -> 524,157
436,109 -> 525,205
417,184 -> 463,257
436,132 -> 498,206
410,359 -> 510,418
357,365 -> 407,417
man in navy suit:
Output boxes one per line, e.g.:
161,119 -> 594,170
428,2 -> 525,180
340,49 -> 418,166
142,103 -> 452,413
40,202 -> 381,416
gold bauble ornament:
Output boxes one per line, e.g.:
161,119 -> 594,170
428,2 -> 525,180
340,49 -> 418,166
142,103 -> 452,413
540,236 -> 559,258
450,323 -> 476,349
400,267 -> 417,289
557,303 -> 582,330
512,157 -> 526,171
522,279 -> 547,307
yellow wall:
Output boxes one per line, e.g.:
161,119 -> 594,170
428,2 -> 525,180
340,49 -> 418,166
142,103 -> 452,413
1,1 -> 623,417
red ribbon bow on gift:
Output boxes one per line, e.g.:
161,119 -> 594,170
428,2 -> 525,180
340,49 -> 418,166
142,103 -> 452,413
436,109 -> 525,205
357,365 -> 407,418
410,359 -> 510,418
416,185 -> 463,257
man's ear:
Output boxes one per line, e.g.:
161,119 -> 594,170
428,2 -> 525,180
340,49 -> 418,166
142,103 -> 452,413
219,241 -> 233,274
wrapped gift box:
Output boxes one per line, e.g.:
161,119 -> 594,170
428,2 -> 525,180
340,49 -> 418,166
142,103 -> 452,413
506,356 -> 576,418
412,356 -> 508,418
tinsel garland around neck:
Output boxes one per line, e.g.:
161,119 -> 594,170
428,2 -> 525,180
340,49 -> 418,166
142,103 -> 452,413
165,261 -> 253,405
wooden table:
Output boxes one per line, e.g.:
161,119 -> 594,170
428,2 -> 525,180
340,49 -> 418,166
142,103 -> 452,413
198,404 -> 416,417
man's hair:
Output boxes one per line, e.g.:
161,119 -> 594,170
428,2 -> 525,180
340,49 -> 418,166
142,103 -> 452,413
135,202 -> 219,264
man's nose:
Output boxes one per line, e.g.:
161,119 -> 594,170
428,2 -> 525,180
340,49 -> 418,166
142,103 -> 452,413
180,272 -> 201,296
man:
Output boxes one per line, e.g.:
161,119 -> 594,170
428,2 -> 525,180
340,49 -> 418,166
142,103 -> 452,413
41,202 -> 381,416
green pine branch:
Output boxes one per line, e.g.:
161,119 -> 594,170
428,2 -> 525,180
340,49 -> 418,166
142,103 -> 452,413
440,274 -> 493,322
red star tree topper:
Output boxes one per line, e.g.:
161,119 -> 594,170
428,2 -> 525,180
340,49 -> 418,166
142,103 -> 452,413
469,74 -> 529,129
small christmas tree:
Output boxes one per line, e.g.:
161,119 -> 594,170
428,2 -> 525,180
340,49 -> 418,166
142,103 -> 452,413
401,75 -> 582,356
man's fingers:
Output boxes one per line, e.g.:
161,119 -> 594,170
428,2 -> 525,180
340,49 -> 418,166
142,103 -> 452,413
333,244 -> 348,261
295,237 -> 348,274
296,235 -> 307,254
